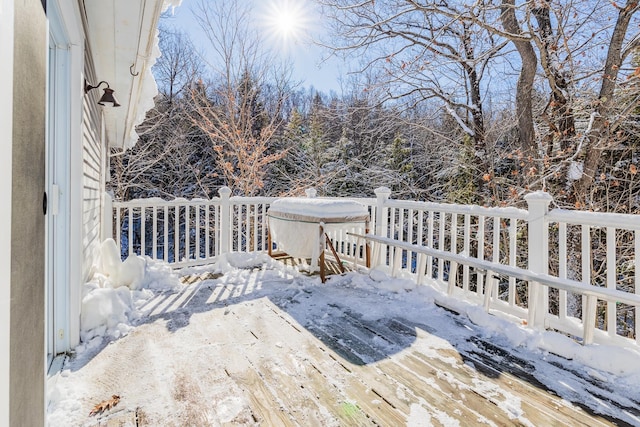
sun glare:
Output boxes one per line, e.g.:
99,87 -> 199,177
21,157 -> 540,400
261,0 -> 312,50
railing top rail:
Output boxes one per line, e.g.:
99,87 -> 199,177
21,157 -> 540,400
229,196 -> 278,203
547,208 -> 640,231
352,233 -> 640,308
112,196 -> 279,208
317,196 -> 377,204
384,198 -> 529,220
113,196 -> 374,205
112,198 -> 223,208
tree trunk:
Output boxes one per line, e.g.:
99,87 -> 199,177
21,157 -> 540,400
573,1 -> 639,205
531,3 -> 576,153
461,24 -> 485,152
500,0 -> 538,158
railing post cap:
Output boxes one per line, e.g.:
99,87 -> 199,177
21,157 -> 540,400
218,186 -> 232,196
305,188 -> 317,198
374,187 -> 392,197
524,191 -> 553,202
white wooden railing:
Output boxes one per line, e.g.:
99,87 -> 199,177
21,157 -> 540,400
110,189 -> 276,267
110,187 -> 639,349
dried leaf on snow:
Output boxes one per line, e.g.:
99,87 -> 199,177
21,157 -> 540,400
89,394 -> 121,416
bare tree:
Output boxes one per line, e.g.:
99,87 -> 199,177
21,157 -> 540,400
154,27 -> 205,103
571,0 -> 640,205
109,28 -> 214,201
318,1 -> 509,160
188,0 -> 294,196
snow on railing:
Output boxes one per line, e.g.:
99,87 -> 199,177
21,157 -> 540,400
370,190 -> 639,348
111,188 -> 376,268
111,187 -> 639,348
112,189 -> 276,268
544,207 -> 640,346
373,187 -> 530,320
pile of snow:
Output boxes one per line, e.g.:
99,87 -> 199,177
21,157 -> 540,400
268,197 -> 368,218
365,264 -> 640,378
79,245 -> 640,381
268,197 -> 369,268
80,239 -> 183,343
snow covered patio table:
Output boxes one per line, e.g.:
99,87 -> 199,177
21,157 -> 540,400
267,197 -> 370,281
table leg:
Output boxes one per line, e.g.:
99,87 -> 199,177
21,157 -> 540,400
325,233 -> 345,274
319,224 -> 326,282
365,222 -> 371,268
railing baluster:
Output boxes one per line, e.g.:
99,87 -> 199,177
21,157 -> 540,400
195,204 -> 200,261
463,213 -> 470,292
128,206 -> 133,258
174,205 -> 180,263
509,218 -> 517,308
607,227 -> 616,336
417,210 -> 425,279
398,208 -> 405,268
261,204 -> 267,252
244,204 -> 249,252
140,207 -> 146,257
450,213 -> 458,287
235,204 -> 240,252
438,212 -> 445,282
185,205 -> 190,261
408,208 -> 414,272
390,207 -> 397,240
215,204 -> 220,256
633,230 -> 640,345
205,203 -> 210,259
492,216 -> 500,304
584,295 -> 597,345
450,212 -> 457,252
388,207 -> 395,268
558,222 -> 567,321
152,206 -> 158,259
253,203 -> 259,251
427,211 -> 434,279
477,215 -> 485,296
582,224 -> 591,334
163,206 -> 168,263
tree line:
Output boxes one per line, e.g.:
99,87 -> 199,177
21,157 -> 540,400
109,0 -> 640,215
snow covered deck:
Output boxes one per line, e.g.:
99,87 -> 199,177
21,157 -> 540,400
48,254 -> 640,425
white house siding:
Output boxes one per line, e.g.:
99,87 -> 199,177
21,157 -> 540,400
81,54 -> 104,283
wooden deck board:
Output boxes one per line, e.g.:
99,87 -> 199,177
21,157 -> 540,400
82,272 -> 634,426
217,296 -> 621,426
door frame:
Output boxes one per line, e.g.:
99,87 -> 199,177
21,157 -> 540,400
46,0 -> 71,362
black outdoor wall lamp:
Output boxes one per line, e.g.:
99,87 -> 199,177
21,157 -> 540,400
84,80 -> 121,107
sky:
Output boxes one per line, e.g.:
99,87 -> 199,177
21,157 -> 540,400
46,249 -> 640,425
162,0 -> 347,94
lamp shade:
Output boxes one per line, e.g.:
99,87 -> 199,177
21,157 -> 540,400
85,80 -> 121,108
97,87 -> 121,107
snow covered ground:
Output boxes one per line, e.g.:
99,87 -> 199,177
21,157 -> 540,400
47,251 -> 640,426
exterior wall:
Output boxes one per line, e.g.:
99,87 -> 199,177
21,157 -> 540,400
10,0 -> 47,425
0,1 -> 15,425
82,49 -> 104,284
